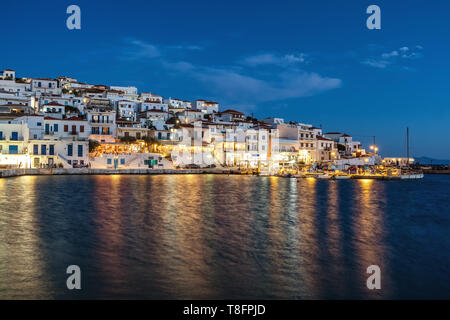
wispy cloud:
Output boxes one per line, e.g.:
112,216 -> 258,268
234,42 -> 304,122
119,38 -> 204,60
361,59 -> 391,69
192,67 -> 341,107
120,39 -> 161,60
168,45 -> 204,51
115,38 -> 341,110
241,52 -> 307,67
361,45 -> 424,69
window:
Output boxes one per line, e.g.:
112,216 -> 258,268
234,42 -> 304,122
80,125 -> 84,133
38,82 -> 42,87
37,122 -> 42,126
49,145 -> 54,155
45,124 -> 50,134
68,144 -> 73,156
11,132 -> 18,140
136,133 -> 141,139
41,145 -> 46,155
78,145 -> 83,157
64,125 -> 68,132
72,125 -> 76,133
107,158 -> 112,165
33,144 -> 38,155
49,83 -> 52,88
9,145 -> 18,154
0,131 -> 3,140
54,124 -> 58,132
120,158 -> 125,165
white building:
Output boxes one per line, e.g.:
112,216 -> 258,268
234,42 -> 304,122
110,86 -> 138,96
0,117 -> 88,168
178,109 -> 204,123
43,116 -> 89,140
0,69 -> 16,80
193,100 -> 219,114
117,100 -> 138,120
140,100 -> 169,113
324,132 -> 362,156
86,109 -> 117,140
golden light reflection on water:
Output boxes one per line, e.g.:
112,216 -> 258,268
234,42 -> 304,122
159,174 -> 216,298
0,174 -> 401,299
267,177 -> 284,291
353,179 -> 389,298
91,175 -> 128,295
297,177 -> 319,298
266,177 -> 303,297
0,176 -> 52,299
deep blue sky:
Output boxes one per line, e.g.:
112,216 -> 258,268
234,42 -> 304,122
1,0 -> 449,158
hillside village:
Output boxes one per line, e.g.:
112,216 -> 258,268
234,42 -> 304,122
0,68 -> 387,173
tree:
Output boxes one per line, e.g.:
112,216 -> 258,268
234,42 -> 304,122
246,116 -> 258,124
65,105 -> 80,114
89,139 -> 100,152
120,136 -> 137,144
142,135 -> 161,153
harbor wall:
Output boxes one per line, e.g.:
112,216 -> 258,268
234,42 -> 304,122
0,168 -> 236,178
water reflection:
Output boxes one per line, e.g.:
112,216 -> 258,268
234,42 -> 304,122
0,176 -> 52,299
0,174 -> 448,299
352,179 -> 390,299
297,176 -> 319,298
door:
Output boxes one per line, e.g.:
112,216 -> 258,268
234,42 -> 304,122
33,158 -> 40,168
113,159 -> 118,169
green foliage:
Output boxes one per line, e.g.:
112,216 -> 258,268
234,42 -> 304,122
65,105 -> 79,114
120,136 -> 137,143
89,139 -> 100,152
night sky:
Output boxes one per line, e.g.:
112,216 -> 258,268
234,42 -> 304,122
1,0 -> 449,158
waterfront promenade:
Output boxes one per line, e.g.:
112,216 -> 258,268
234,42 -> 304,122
0,167 -> 236,178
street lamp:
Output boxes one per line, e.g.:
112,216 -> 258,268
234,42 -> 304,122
370,145 -> 379,154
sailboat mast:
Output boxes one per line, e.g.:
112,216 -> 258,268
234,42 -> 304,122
406,127 -> 410,167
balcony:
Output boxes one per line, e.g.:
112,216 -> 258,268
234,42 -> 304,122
89,120 -> 113,124
0,150 -> 26,155
0,137 -> 24,141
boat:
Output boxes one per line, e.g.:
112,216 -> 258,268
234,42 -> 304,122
333,174 -> 351,180
316,174 -> 332,179
400,173 -> 424,179
399,128 -> 424,180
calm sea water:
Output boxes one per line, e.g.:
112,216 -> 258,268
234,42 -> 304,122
0,174 -> 449,299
